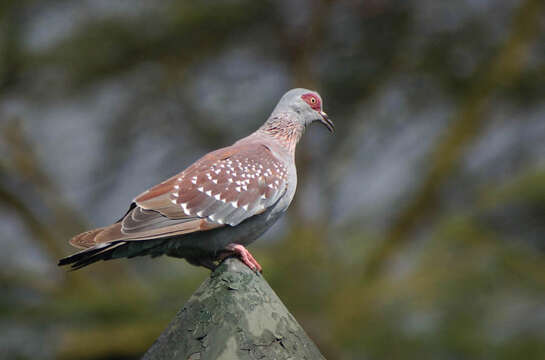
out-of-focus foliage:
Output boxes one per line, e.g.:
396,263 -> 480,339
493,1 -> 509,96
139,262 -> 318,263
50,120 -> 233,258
1,1 -> 544,359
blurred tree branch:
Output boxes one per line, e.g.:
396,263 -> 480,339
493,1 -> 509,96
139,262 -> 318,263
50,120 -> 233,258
360,0 -> 545,280
0,120 -> 131,288
30,1 -> 274,89
0,176 -> 63,258
0,0 -> 23,91
2,120 -> 87,238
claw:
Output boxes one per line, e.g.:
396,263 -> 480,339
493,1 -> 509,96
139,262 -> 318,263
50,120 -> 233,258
222,243 -> 262,273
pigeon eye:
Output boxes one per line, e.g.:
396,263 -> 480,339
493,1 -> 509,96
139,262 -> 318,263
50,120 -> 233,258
302,93 -> 320,109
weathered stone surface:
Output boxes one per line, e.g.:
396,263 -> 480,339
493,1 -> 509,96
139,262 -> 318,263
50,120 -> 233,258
142,258 -> 325,360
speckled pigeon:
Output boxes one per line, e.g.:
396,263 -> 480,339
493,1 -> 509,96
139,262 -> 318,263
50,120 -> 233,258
58,88 -> 334,272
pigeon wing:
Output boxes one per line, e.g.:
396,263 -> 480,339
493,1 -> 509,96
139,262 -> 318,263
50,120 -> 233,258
69,143 -> 289,249
134,142 -> 289,227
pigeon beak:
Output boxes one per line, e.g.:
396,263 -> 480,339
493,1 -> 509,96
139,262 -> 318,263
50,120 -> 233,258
319,111 -> 335,133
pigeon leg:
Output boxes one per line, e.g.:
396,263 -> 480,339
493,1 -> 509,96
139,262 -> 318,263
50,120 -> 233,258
220,243 -> 262,273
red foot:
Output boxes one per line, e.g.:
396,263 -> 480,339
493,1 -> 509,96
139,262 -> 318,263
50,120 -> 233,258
223,243 -> 262,273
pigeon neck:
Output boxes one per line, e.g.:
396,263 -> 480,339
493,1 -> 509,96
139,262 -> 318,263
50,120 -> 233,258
258,114 -> 305,154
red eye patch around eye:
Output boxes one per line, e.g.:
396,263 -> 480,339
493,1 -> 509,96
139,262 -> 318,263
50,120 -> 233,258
301,93 -> 321,111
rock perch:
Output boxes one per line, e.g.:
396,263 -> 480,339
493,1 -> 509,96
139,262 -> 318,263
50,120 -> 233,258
142,258 -> 326,360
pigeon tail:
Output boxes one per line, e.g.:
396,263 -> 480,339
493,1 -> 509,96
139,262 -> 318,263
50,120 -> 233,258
58,241 -> 125,270
59,224 -> 162,270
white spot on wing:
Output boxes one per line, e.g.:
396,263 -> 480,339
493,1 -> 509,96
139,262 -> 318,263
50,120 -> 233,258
181,202 -> 191,216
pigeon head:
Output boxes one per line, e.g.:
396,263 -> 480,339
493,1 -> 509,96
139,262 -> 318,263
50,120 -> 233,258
272,88 -> 334,133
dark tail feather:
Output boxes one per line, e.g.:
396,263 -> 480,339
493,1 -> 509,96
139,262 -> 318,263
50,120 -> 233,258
58,241 -> 126,270
58,238 -> 168,270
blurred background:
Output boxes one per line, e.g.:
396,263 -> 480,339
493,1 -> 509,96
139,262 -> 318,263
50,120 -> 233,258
1,0 -> 545,359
